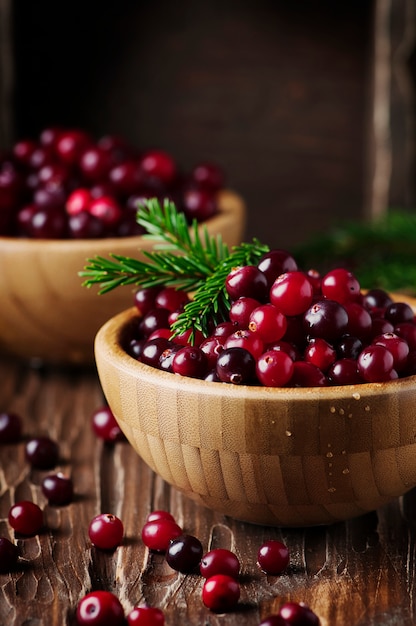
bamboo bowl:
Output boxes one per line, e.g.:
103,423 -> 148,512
0,190 -> 245,365
95,305 -> 416,527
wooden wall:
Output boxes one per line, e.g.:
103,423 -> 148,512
1,0 -> 415,248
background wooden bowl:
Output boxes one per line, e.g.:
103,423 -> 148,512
0,190 -> 245,365
95,304 -> 416,527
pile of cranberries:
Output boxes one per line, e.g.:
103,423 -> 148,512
0,406 -> 321,624
0,126 -> 225,238
125,248 -> 416,387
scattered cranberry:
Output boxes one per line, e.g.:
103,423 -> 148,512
0,412 -> 22,443
88,513 -> 124,551
141,518 -> 183,552
127,605 -> 165,625
91,406 -> 125,443
200,548 -> 240,579
202,574 -> 240,612
0,537 -> 20,572
257,540 -> 290,575
166,534 -> 204,573
145,510 -> 176,523
25,436 -> 59,469
76,590 -> 125,625
278,602 -> 320,625
9,500 -> 43,535
41,473 -> 74,505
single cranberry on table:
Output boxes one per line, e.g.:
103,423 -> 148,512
9,500 -> 43,536
0,412 -> 22,443
88,513 -> 124,550
91,405 -> 125,443
278,601 -> 320,625
200,548 -> 240,579
127,605 -> 165,625
41,473 -> 74,505
0,537 -> 20,572
202,574 -> 241,612
25,436 -> 59,469
76,590 -> 125,626
257,539 -> 290,575
166,534 -> 204,573
141,518 -> 183,552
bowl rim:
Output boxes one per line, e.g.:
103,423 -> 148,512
95,305 -> 416,402
0,189 -> 243,252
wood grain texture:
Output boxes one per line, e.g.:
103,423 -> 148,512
0,190 -> 245,365
2,357 -> 416,625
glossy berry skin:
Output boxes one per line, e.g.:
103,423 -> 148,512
278,602 -> 320,625
76,590 -> 125,626
372,332 -> 409,372
303,300 -> 349,343
270,271 -> 314,316
182,188 -> 217,222
357,344 -> 394,382
166,534 -> 204,573
256,350 -> 294,387
321,268 -> 360,304
304,338 -> 336,372
139,150 -> 177,186
224,329 -> 264,359
0,537 -> 20,572
290,361 -> 328,387
248,304 -> 287,343
145,510 -> 176,523
172,346 -> 208,379
202,574 -> 240,612
216,347 -> 256,384
257,249 -> 298,288
25,436 -> 59,469
155,287 -> 189,312
200,548 -> 240,579
42,473 -> 74,505
0,412 -> 22,443
384,302 -> 414,325
88,195 -> 122,227
9,501 -> 43,535
88,513 -> 124,550
327,359 -> 362,386
257,539 -> 290,575
134,286 -> 161,316
225,265 -> 269,302
66,188 -> 92,215
91,406 -> 125,443
127,605 -> 165,626
229,297 -> 261,329
141,518 -> 183,552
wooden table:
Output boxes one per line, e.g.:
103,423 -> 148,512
1,355 -> 416,626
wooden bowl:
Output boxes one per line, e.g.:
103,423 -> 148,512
95,304 -> 416,527
0,190 -> 245,365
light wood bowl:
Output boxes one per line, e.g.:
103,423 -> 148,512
95,303 -> 416,527
0,190 -> 245,365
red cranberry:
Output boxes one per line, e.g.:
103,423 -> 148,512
225,265 -> 268,301
278,601 -> 320,625
91,406 -> 125,443
182,188 -> 217,222
13,139 -> 37,166
25,436 -> 59,469
141,518 -> 183,552
108,160 -> 144,196
0,412 -> 22,443
257,539 -> 290,575
127,606 -> 165,625
79,146 -> 111,181
41,473 -> 74,505
68,211 -> 106,239
321,268 -> 361,304
190,161 -> 224,192
256,350 -> 294,387
172,345 -> 208,379
76,590 -> 125,625
216,347 -> 256,384
138,150 -> 177,186
155,287 -> 190,312
66,188 -> 92,215
357,344 -> 395,382
200,548 -> 240,579
166,534 -> 204,573
9,501 -> 43,535
145,510 -> 176,523
270,271 -> 314,316
55,129 -> 91,165
257,249 -> 298,288
88,513 -> 124,550
88,195 -> 122,227
248,304 -> 287,343
29,206 -> 67,239
303,299 -> 349,343
202,574 -> 240,612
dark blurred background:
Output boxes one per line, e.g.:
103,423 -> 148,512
1,0 -> 415,248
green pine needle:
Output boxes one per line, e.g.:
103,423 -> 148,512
80,198 -> 269,340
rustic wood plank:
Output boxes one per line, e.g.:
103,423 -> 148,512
1,356 -> 416,625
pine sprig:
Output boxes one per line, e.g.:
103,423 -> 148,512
170,239 -> 269,340
80,197 -> 269,340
